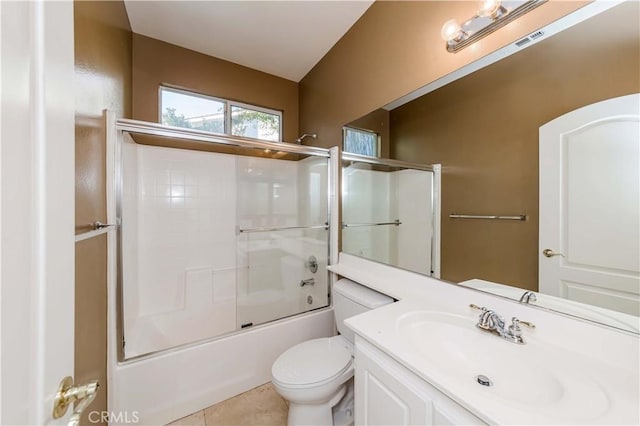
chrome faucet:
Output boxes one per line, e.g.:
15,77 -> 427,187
477,308 -> 506,332
519,291 -> 537,304
469,304 -> 535,344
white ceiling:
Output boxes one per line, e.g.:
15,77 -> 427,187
124,1 -> 374,82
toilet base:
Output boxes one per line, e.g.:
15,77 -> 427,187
332,378 -> 354,426
287,385 -> 346,426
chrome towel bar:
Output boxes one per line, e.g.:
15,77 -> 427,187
342,220 -> 402,228
238,224 -> 329,233
449,214 -> 526,221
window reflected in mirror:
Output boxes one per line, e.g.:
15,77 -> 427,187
343,127 -> 379,157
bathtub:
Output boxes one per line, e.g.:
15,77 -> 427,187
108,306 -> 334,425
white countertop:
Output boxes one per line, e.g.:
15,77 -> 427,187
329,253 -> 640,425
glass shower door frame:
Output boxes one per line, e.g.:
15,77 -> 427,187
109,116 -> 338,362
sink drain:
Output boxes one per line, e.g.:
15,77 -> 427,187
476,375 -> 493,387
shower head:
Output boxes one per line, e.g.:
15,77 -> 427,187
295,133 -> 317,144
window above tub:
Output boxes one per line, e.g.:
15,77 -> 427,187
160,86 -> 283,142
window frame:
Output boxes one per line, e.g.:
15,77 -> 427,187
159,86 -> 283,142
342,125 -> 380,157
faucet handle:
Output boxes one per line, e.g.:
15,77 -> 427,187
509,317 -> 535,339
469,303 -> 487,312
512,317 -> 535,328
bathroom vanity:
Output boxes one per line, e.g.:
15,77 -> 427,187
329,254 -> 640,425
355,337 -> 484,425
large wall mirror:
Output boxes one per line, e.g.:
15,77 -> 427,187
341,1 -> 639,332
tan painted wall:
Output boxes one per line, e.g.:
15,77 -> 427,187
299,1 -> 587,149
132,34 -> 299,142
74,1 -> 132,424
390,2 -> 640,290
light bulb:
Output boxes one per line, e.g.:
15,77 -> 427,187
477,0 -> 503,18
440,19 -> 462,42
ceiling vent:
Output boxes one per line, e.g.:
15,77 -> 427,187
515,30 -> 544,48
530,30 -> 545,39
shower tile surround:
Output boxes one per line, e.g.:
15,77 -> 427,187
121,138 -> 329,358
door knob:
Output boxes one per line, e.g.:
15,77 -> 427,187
542,249 -> 564,258
53,376 -> 100,426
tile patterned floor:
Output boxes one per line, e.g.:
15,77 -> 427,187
167,383 -> 288,426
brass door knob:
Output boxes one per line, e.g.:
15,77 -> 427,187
542,249 -> 564,258
53,376 -> 100,425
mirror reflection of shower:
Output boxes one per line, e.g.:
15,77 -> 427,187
341,156 -> 441,278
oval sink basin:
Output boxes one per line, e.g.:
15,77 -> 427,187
396,311 -> 611,421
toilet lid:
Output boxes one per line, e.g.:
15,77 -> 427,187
272,338 -> 352,386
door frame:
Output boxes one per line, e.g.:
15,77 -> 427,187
1,1 -> 75,424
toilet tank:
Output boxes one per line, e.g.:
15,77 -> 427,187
333,279 -> 394,344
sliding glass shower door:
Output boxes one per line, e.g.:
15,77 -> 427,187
235,155 -> 329,329
117,124 -> 332,360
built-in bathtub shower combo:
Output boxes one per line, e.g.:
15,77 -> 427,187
118,129 -> 331,359
105,113 -> 439,424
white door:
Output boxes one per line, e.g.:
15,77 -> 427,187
539,94 -> 640,316
1,1 -> 82,424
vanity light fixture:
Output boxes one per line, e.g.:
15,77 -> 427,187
441,0 -> 547,53
477,0 -> 507,19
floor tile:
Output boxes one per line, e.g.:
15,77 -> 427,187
167,410 -> 206,426
204,383 -> 288,426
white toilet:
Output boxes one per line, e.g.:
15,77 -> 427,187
272,279 -> 394,426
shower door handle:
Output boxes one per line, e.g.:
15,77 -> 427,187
300,278 -> 315,287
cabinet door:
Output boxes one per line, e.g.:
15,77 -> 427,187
356,344 -> 430,425
355,338 -> 486,426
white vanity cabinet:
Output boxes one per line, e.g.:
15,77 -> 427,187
355,337 -> 485,426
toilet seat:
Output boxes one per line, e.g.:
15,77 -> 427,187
272,337 -> 353,388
